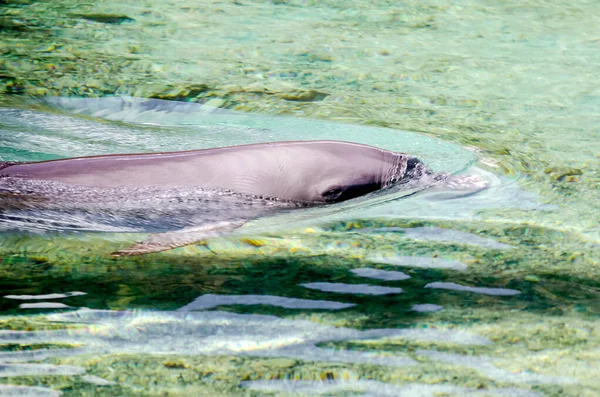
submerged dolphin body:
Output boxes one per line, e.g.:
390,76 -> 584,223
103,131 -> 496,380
0,140 -> 477,255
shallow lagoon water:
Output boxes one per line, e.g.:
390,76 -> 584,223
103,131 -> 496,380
0,98 -> 597,397
0,0 -> 599,396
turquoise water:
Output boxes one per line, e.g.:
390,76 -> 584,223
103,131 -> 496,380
1,0 -> 599,396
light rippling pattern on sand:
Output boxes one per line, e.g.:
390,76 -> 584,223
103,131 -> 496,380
0,302 -> 563,396
0,308 -> 490,362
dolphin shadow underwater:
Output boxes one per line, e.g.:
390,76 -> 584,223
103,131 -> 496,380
0,140 -> 487,256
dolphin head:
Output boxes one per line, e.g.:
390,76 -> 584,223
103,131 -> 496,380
275,141 -> 428,204
314,154 -> 404,203
316,156 -> 428,203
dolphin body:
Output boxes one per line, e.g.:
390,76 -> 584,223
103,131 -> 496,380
0,140 -> 421,203
0,140 -> 438,255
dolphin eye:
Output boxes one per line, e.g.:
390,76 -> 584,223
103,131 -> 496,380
321,180 -> 382,203
322,187 -> 344,200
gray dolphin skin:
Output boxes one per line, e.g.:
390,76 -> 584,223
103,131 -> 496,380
1,140 -> 419,203
0,140 -> 436,255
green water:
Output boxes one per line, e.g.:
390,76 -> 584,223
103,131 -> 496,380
0,0 -> 599,396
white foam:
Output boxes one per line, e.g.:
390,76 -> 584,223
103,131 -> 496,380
350,268 -> 411,281
300,282 -> 403,295
179,294 -> 355,311
425,282 -> 521,296
367,254 -> 468,271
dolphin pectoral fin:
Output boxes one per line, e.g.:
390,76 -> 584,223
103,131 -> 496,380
110,220 -> 247,257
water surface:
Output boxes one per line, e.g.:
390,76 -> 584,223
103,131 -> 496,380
0,0 -> 599,396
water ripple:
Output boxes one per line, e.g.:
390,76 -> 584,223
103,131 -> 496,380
178,294 -> 355,311
425,282 -> 521,296
366,254 -> 468,271
350,268 -> 411,281
300,282 -> 404,295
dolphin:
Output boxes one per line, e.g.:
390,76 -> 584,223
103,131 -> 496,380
0,140 -> 476,255
0,141 -> 420,202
